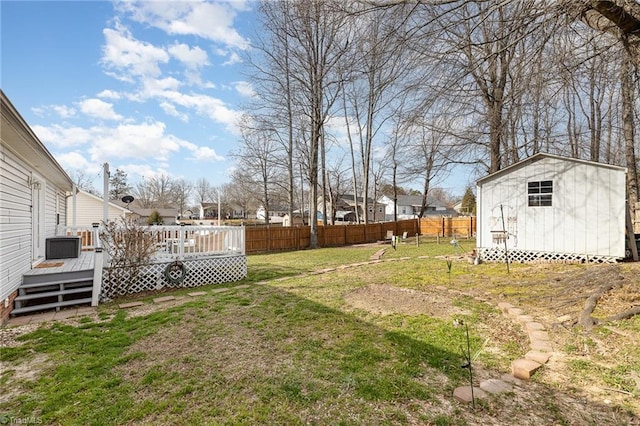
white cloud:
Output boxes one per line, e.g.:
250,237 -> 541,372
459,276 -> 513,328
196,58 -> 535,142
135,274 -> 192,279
116,0 -> 250,50
159,91 -> 242,133
188,146 -> 224,162
55,151 -> 100,175
87,121 -> 184,162
101,23 -> 169,81
222,52 -> 242,66
53,105 -> 77,118
97,90 -> 121,100
234,81 -> 255,98
78,98 -> 123,121
118,163 -> 171,182
31,105 -> 76,119
159,101 -> 189,122
32,124 -> 93,148
168,42 -> 209,69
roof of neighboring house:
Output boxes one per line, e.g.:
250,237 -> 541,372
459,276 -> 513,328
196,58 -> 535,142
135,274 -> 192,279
1,90 -> 73,191
477,152 -> 627,185
337,194 -> 385,206
380,194 -> 446,209
335,210 -> 356,219
133,208 -> 179,217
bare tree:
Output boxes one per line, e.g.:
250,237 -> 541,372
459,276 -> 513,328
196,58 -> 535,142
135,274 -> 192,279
172,178 -> 193,217
253,0 -> 352,245
69,169 -> 99,195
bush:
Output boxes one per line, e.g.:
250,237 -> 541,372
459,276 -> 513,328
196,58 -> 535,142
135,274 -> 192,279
147,210 -> 162,225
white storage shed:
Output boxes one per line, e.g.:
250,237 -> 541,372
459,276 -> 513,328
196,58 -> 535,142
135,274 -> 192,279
477,153 -> 627,263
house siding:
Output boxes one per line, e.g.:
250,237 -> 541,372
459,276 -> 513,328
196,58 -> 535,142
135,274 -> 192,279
1,145 -> 34,301
66,191 -> 127,227
477,155 -> 626,258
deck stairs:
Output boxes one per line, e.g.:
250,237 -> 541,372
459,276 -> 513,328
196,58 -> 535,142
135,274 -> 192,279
12,256 -> 95,316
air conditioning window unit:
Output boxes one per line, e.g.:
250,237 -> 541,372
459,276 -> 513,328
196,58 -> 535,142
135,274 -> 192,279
46,237 -> 82,259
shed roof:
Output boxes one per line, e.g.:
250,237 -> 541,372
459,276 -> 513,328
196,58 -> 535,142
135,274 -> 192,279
477,152 -> 627,185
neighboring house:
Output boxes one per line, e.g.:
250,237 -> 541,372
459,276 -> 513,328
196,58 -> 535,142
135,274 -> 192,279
65,189 -> 131,227
200,202 -> 246,220
0,90 -> 74,318
256,205 -> 289,224
130,208 -> 179,225
476,152 -> 627,263
320,194 -> 386,223
378,194 -> 449,221
200,202 -> 219,220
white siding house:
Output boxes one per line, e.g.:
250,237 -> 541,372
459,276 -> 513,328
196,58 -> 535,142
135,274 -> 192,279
0,90 -> 74,309
65,189 -> 131,228
477,153 -> 627,263
378,194 -> 448,221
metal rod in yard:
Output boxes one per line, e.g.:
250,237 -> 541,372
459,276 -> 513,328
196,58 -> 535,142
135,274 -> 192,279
500,204 -> 510,273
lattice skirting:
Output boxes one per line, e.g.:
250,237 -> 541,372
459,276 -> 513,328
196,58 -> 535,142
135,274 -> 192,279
101,254 -> 247,299
478,247 -> 619,264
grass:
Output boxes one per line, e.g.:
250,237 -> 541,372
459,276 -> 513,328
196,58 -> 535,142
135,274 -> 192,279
1,240 -> 639,425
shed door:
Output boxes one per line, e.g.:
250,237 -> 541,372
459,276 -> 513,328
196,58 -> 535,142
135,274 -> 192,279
31,175 -> 45,261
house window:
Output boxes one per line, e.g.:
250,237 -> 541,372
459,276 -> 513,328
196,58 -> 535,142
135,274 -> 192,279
528,180 -> 552,207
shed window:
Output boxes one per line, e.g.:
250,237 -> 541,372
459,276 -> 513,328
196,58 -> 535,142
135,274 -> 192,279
528,180 -> 552,207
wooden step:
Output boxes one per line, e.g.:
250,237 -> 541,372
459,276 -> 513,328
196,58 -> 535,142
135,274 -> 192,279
19,277 -> 94,290
11,298 -> 93,316
15,286 -> 92,302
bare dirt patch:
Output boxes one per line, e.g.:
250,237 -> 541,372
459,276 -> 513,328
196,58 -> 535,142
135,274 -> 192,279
344,284 -> 472,318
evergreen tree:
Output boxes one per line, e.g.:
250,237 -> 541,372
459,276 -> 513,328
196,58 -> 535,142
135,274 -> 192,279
109,168 -> 132,200
460,186 -> 476,216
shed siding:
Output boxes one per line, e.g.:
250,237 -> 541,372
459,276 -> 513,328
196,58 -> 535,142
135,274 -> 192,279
478,156 -> 625,258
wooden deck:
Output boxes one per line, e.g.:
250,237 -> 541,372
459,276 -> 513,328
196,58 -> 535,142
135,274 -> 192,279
25,252 -> 95,276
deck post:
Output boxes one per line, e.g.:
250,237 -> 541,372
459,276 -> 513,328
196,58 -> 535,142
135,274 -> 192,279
91,247 -> 104,307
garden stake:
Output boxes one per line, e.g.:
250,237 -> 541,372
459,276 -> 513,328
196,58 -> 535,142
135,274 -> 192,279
455,320 -> 475,409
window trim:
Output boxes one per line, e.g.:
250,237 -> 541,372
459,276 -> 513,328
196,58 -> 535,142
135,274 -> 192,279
528,180 -> 553,207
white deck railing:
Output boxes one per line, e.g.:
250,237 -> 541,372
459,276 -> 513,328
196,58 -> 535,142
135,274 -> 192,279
57,224 -> 245,260
57,225 -> 98,250
145,225 -> 245,260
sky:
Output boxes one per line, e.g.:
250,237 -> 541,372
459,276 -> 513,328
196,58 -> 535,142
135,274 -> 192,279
2,0 -> 256,189
1,0 -> 475,199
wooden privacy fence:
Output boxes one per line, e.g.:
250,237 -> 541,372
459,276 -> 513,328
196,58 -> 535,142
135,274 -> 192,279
245,217 -> 475,253
420,216 -> 476,238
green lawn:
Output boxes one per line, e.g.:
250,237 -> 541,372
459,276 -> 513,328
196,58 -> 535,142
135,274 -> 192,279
1,240 -> 638,425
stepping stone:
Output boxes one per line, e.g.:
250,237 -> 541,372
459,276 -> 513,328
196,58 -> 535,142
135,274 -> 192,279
187,292 -> 206,297
529,330 -> 550,340
511,358 -> 542,380
516,315 -> 534,325
507,307 -> 524,316
500,373 -> 525,386
54,310 -> 81,320
525,322 -> 546,332
119,302 -> 144,309
235,284 -> 251,289
525,351 -> 551,364
497,302 -> 513,313
530,339 -> 553,352
453,386 -> 487,403
479,379 -> 512,394
76,307 -> 96,316
8,316 -> 32,326
153,296 -> 176,304
212,287 -> 230,293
